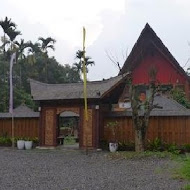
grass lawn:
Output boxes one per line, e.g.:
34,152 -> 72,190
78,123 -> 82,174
174,156 -> 190,189
183,184 -> 190,190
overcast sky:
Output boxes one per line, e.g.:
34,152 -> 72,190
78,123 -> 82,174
1,0 -> 190,81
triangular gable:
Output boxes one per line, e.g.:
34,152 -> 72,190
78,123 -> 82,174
119,23 -> 189,81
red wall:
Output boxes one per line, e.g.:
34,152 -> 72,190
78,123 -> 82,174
132,53 -> 186,85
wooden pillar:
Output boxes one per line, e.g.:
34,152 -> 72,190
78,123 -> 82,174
95,108 -> 100,148
82,108 -> 93,148
40,107 -> 57,146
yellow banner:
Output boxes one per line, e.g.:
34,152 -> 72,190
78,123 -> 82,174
83,27 -> 88,121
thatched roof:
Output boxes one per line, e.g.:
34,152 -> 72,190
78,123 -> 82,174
107,96 -> 190,117
0,104 -> 39,118
30,74 -> 128,101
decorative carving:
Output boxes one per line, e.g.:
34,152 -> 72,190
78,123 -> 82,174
56,107 -> 79,115
83,109 -> 93,147
45,109 -> 54,145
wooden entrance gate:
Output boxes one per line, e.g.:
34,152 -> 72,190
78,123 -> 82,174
40,106 -> 98,148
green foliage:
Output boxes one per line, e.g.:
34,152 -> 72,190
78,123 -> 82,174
64,135 -> 76,145
147,138 -> 163,151
32,137 -> 39,144
171,88 -> 190,108
176,157 -> 190,180
99,140 -> 135,151
15,136 -> 38,142
14,87 -> 37,110
14,137 -> 25,141
182,184 -> 190,190
166,144 -> 180,155
73,50 -> 95,77
182,144 -> 190,153
118,141 -> 135,151
146,138 -> 180,154
0,16 -> 82,112
0,136 -> 12,146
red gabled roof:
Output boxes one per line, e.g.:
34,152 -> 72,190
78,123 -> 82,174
119,23 -> 190,81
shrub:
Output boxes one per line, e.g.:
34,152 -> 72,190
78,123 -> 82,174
171,88 -> 190,108
146,138 -> 180,154
118,141 -> 135,151
182,144 -> 190,153
64,135 -> 76,145
166,144 -> 180,154
0,136 -> 12,146
146,138 -> 163,151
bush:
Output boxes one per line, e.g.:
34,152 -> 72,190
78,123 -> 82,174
171,88 -> 190,108
118,142 -> 135,151
64,135 -> 76,145
182,144 -> 190,153
0,136 -> 12,146
146,138 -> 163,151
166,144 -> 180,154
146,138 -> 180,154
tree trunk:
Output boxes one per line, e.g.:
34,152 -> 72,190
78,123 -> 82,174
135,129 -> 145,152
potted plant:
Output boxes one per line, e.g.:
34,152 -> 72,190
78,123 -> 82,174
16,137 -> 25,150
24,137 -> 33,150
106,121 -> 119,152
32,137 -> 39,148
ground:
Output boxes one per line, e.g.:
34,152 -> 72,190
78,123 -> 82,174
0,148 -> 187,190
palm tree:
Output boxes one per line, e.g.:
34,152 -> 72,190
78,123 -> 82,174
15,39 -> 32,61
0,17 -> 18,111
73,50 -> 95,78
27,42 -> 41,65
15,39 -> 30,86
38,37 -> 56,82
6,27 -> 21,50
0,17 -> 16,52
38,37 -> 56,53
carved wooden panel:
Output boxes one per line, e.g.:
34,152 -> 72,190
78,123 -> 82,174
56,107 -> 79,115
45,109 -> 54,145
83,109 -> 93,147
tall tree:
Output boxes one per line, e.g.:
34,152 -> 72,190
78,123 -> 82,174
130,68 -> 161,152
0,17 -> 16,52
15,39 -> 30,86
38,37 -> 56,53
6,27 -> 21,51
73,50 -> 94,78
27,41 -> 41,65
38,37 -> 56,82
0,17 -> 17,83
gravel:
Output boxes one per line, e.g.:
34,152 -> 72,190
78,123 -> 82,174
0,148 -> 187,190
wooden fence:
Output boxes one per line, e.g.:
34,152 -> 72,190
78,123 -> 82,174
103,116 -> 190,145
0,118 -> 39,138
